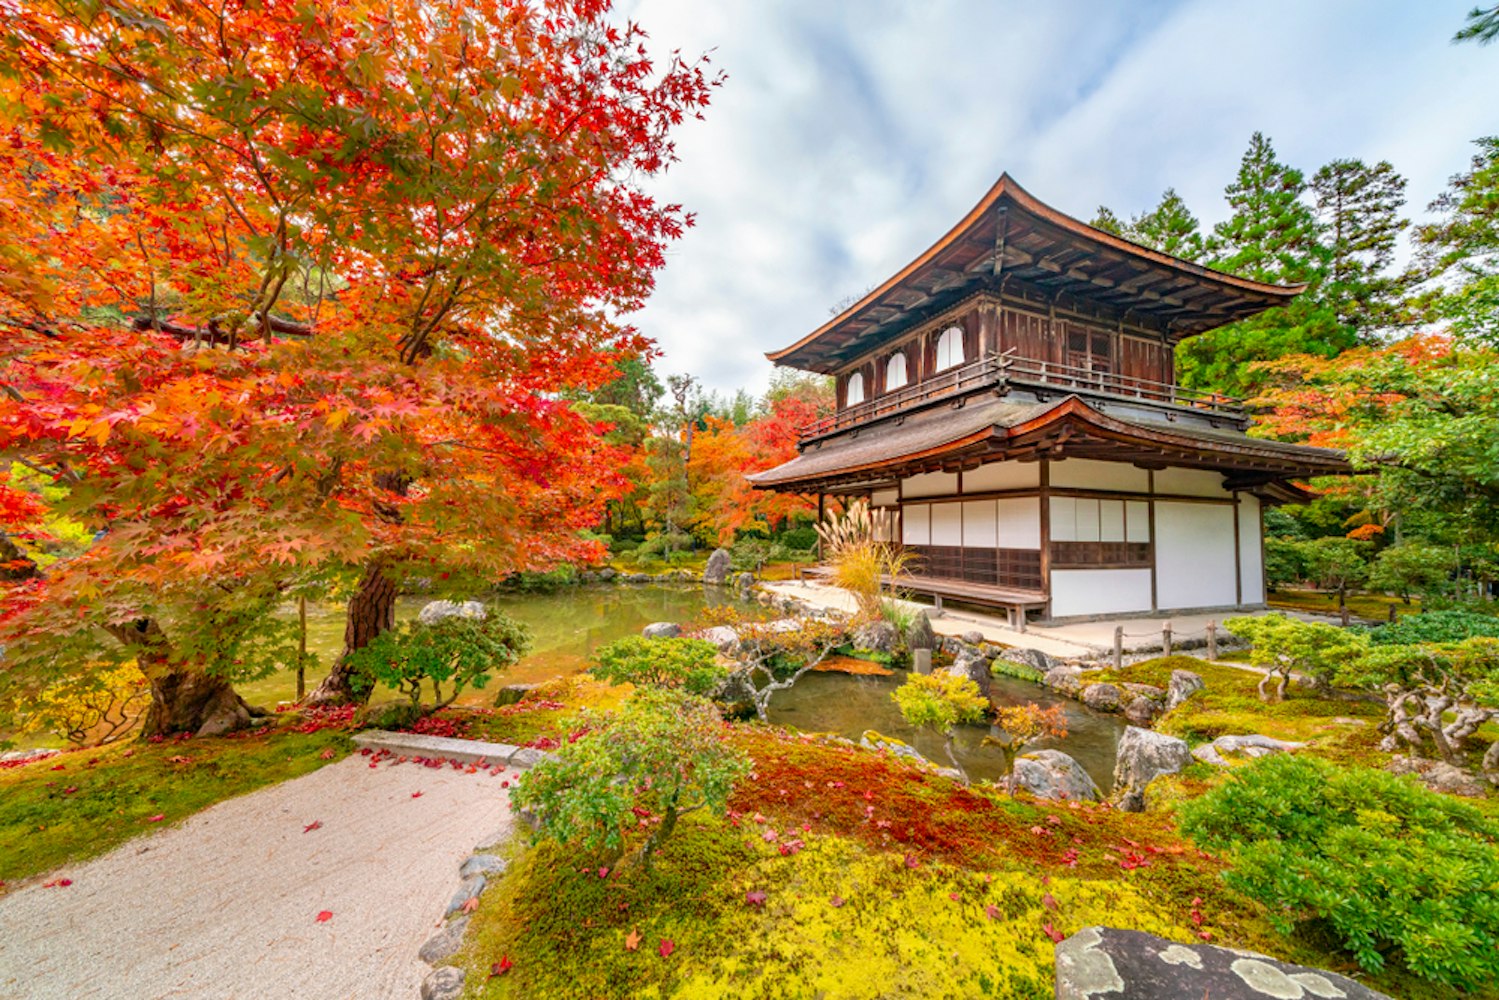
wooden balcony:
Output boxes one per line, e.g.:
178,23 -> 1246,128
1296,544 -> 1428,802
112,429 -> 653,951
797,350 -> 1244,445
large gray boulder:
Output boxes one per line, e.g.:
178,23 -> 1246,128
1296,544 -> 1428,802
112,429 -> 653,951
1055,926 -> 1392,1000
699,624 -> 739,651
1081,682 -> 1122,712
1112,726 -> 1193,812
1043,665 -> 1085,697
907,611 -> 937,651
703,548 -> 733,585
999,647 -> 1061,674
1192,733 -> 1305,767
1009,749 -> 1101,802
1388,755 -> 1489,797
852,619 -> 900,654
417,599 -> 487,626
641,621 -> 681,639
1165,669 -> 1205,711
946,649 -> 992,700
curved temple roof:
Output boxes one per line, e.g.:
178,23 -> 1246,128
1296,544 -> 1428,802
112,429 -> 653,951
769,174 -> 1303,374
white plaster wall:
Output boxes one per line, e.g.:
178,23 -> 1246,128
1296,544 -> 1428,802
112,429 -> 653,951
1153,467 -> 1229,498
1050,497 -> 1077,542
1126,500 -> 1150,543
931,503 -> 963,545
1238,495 -> 1265,605
1051,569 -> 1154,618
962,500 -> 997,547
902,504 -> 930,545
1049,458 -> 1150,492
871,488 -> 899,507
902,471 -> 959,498
998,498 -> 1041,549
964,461 -> 1038,492
1155,501 -> 1238,609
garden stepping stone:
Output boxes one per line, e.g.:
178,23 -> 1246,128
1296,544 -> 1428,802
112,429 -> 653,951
1055,926 -> 1392,999
446,875 -> 486,917
418,916 -> 470,964
351,730 -> 559,768
420,966 -> 466,1000
459,853 -> 508,879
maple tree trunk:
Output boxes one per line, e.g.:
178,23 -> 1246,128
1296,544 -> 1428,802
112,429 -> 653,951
0,531 -> 39,581
107,617 -> 254,738
305,563 -> 396,706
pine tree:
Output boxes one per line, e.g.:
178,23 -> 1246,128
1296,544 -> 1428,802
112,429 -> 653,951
1416,136 -> 1499,348
1089,206 -> 1126,236
1311,158 -> 1409,338
1129,188 -> 1206,262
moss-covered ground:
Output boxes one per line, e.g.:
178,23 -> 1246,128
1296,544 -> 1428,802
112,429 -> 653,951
0,718 -> 351,889
1267,587 -> 1420,621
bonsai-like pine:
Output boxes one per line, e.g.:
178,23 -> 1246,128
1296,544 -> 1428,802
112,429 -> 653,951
697,607 -> 844,721
1225,613 -> 1367,702
344,612 -> 530,713
512,689 -> 749,868
589,635 -> 726,696
891,672 -> 988,784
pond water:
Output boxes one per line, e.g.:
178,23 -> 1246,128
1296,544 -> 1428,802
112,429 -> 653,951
246,584 -> 1122,791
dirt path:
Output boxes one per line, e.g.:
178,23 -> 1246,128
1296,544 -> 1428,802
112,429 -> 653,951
0,755 -> 512,1000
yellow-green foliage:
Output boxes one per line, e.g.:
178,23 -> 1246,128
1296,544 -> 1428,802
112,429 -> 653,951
17,662 -> 149,746
892,672 -> 988,733
462,818 -> 1191,1000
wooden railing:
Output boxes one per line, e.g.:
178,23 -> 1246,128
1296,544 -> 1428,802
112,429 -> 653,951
797,350 -> 1244,444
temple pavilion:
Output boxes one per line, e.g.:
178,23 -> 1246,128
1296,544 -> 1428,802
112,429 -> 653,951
748,174 -> 1348,625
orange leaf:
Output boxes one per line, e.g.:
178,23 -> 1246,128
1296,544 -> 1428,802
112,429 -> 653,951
624,929 -> 642,951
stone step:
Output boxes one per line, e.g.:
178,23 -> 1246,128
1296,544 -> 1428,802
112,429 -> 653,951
351,730 -> 558,769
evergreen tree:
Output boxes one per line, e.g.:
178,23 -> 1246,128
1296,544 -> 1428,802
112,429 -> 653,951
1416,136 -> 1499,348
1455,5 -> 1499,45
1089,206 -> 1126,236
1129,188 -> 1206,262
1179,133 -> 1346,396
1311,158 -> 1410,338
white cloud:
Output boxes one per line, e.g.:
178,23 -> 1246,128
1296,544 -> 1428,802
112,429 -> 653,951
619,0 -> 1499,395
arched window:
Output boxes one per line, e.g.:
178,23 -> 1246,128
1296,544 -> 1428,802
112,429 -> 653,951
935,326 -> 965,370
885,351 -> 908,391
846,371 -> 865,406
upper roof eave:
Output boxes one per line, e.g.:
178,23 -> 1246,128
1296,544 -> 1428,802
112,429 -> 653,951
767,173 -> 1305,372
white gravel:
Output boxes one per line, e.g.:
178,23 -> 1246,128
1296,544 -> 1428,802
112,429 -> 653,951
0,754 -> 514,1000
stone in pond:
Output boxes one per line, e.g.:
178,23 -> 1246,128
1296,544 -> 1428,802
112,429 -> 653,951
1192,733 -> 1305,767
946,650 -> 992,701
1165,669 -> 1205,711
852,619 -> 900,654
1081,682 -> 1122,712
859,730 -> 929,767
1042,665 -> 1084,696
1009,749 -> 1100,802
421,966 -> 466,1000
703,547 -> 732,585
999,647 -> 1061,674
1054,925 -> 1392,1000
699,625 -> 739,651
418,915 -> 470,964
1124,697 -> 1159,727
907,611 -> 937,651
417,600 -> 487,626
1112,726 -> 1192,812
641,621 -> 681,639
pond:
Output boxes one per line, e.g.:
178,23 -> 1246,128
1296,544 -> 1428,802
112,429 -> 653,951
242,584 -> 1123,791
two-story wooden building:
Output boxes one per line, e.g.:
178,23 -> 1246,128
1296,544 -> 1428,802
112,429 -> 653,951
748,174 -> 1348,624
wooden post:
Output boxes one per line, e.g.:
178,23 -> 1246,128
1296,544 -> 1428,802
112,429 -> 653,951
1206,621 -> 1217,661
816,492 -> 825,560
1113,626 -> 1124,671
1388,605 -> 1397,623
296,595 -> 308,702
1162,620 -> 1172,657
1340,606 -> 1351,627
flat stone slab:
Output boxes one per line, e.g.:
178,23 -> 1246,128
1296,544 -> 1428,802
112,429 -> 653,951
352,730 -> 559,768
1056,926 -> 1392,999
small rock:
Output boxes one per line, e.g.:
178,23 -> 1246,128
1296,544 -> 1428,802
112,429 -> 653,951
859,730 -> 929,766
1081,682 -> 1122,712
735,571 -> 755,592
1009,749 -> 1101,802
946,650 -> 992,701
459,854 -> 508,879
1124,697 -> 1159,727
699,625 -> 739,651
1042,665 -> 1084,696
491,684 -> 536,708
418,916 -> 470,964
1054,926 -> 1393,1000
852,619 -> 900,654
1388,755 -> 1489,797
1113,726 -> 1193,812
446,875 -> 485,917
507,747 -> 554,769
1192,733 -> 1306,767
1166,669 -> 1205,711
907,611 -> 937,651
1000,648 -> 1061,674
420,966 -> 466,1000
641,622 -> 681,639
598,567 -> 618,581
703,548 -> 733,585
1120,682 -> 1165,700
417,600 -> 487,626
960,630 -> 985,646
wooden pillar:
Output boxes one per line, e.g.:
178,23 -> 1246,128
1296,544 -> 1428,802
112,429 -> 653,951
816,492 -> 826,560
1232,493 -> 1243,607
1147,469 -> 1158,612
1039,459 -> 1052,617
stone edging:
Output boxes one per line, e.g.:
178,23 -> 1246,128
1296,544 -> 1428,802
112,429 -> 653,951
349,732 -> 560,1000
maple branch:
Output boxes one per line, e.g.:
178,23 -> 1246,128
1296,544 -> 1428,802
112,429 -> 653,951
131,315 -> 312,340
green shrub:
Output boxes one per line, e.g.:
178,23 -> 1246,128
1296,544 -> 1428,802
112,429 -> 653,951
1263,536 -> 1307,588
730,537 -> 772,571
778,526 -> 818,550
589,635 -> 726,696
610,538 -> 642,554
1361,609 -> 1499,646
891,672 -> 988,783
1224,613 -> 1367,702
346,612 -> 530,711
512,689 -> 749,865
1178,753 -> 1499,991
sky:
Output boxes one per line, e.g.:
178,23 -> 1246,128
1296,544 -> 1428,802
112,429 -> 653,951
618,0 -> 1499,396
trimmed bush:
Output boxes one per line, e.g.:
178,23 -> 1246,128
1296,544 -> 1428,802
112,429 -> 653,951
1361,609 -> 1499,646
589,635 -> 726,696
1178,753 -> 1499,991
346,612 -> 530,710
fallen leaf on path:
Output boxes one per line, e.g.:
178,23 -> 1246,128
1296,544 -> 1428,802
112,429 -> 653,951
411,791 -> 423,798
490,956 -> 513,977
316,911 -> 333,923
658,938 -> 675,958
303,820 -> 322,833
624,929 -> 642,951
461,896 -> 480,915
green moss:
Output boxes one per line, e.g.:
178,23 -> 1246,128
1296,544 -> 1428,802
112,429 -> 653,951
0,726 -> 349,885
990,659 -> 1044,683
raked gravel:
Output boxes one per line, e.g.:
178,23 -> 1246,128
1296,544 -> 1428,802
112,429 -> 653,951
0,753 -> 513,1000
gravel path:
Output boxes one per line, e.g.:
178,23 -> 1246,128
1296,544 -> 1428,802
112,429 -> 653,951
0,754 -> 513,1000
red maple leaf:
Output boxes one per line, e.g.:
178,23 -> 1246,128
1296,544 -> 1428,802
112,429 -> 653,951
303,820 -> 322,833
411,791 -> 423,798
1042,922 -> 1064,943
658,938 -> 675,958
315,911 -> 333,923
490,956 -> 513,977
146,814 -> 165,823
744,890 -> 767,907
